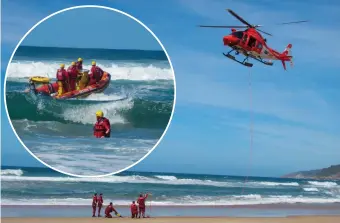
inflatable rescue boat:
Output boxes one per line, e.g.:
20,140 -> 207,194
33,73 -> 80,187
27,69 -> 111,99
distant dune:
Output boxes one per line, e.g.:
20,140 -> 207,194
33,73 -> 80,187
282,164 -> 340,180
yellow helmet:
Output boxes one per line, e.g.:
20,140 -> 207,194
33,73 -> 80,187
78,58 -> 83,62
96,110 -> 103,117
71,61 -> 76,66
60,64 -> 65,68
92,61 -> 96,66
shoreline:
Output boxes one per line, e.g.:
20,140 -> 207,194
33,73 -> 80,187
2,216 -> 340,223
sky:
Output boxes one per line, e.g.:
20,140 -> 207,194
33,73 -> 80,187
19,6 -> 161,50
1,0 -> 340,177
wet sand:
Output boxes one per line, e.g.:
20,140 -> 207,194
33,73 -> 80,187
2,216 -> 340,223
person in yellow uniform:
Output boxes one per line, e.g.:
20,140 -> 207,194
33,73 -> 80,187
55,64 -> 69,96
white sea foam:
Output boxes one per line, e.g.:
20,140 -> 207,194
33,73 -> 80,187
303,187 -> 319,192
0,169 -> 24,176
6,61 -> 173,81
308,181 -> 338,188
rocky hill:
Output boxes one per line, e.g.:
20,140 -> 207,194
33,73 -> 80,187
282,164 -> 340,180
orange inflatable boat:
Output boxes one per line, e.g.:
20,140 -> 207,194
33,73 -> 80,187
28,70 -> 111,99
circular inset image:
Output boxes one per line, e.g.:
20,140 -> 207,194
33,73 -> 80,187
4,6 -> 176,177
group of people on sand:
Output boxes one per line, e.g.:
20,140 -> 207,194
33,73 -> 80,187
56,57 -> 105,96
92,193 -> 151,218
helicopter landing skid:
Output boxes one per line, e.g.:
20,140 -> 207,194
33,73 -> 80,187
223,52 -> 253,67
251,56 -> 273,66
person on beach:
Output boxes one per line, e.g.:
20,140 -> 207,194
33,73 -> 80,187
97,193 -> 104,217
130,201 -> 138,218
105,202 -> 120,218
137,193 -> 149,218
93,110 -> 111,138
92,193 -> 97,217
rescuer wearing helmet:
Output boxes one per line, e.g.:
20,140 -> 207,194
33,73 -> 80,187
56,63 -> 69,96
93,110 -> 111,138
89,61 -> 104,85
76,57 -> 83,71
67,61 -> 78,91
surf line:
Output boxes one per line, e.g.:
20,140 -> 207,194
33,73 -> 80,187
241,66 -> 254,195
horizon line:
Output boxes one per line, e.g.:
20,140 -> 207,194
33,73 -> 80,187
19,45 -> 165,52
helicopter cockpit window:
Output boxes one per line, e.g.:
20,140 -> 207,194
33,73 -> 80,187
248,36 -> 256,47
257,42 -> 263,49
232,31 -> 243,39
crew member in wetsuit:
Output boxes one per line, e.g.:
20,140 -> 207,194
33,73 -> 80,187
92,193 -> 98,217
137,193 -> 149,218
76,57 -> 83,71
56,64 -> 69,96
67,61 -> 78,91
88,61 -> 104,85
93,110 -> 111,138
105,202 -> 119,218
130,201 -> 138,218
97,193 -> 104,217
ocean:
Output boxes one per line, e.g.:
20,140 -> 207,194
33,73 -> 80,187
5,46 -> 175,176
1,166 -> 340,217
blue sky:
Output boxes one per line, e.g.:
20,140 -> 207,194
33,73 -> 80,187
2,0 -> 340,177
20,6 -> 161,50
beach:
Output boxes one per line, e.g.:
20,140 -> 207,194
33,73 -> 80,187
2,216 -> 340,223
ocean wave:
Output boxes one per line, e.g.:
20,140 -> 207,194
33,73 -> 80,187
0,169 -> 24,176
303,187 -> 319,192
308,181 -> 338,188
256,182 -> 299,187
0,174 -> 302,189
6,61 -> 173,81
7,91 -> 173,129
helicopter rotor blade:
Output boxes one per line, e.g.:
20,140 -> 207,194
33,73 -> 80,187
198,25 -> 249,28
277,20 -> 309,25
226,9 -> 253,27
256,28 -> 272,36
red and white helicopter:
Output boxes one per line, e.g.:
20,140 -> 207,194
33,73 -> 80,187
199,9 -> 307,70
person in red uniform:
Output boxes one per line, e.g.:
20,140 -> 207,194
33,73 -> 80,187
56,64 -> 69,95
67,61 -> 78,91
97,193 -> 104,217
137,193 -> 149,218
76,57 -> 83,71
92,193 -> 98,217
130,201 -> 138,218
93,110 -> 111,138
105,202 -> 119,218
88,61 -> 104,85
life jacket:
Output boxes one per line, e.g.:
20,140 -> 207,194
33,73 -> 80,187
67,66 -> 78,79
93,117 -> 110,138
97,195 -> 103,205
91,66 -> 104,81
56,69 -> 66,81
92,195 -> 97,205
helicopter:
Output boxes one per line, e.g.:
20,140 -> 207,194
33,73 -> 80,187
199,9 -> 308,70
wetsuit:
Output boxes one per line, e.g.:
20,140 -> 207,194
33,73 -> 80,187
92,195 -> 97,217
105,205 -> 117,218
130,203 -> 138,218
67,65 -> 78,91
89,65 -> 104,85
76,61 -> 83,71
97,195 -> 103,216
56,68 -> 69,95
137,194 -> 148,218
93,117 -> 111,138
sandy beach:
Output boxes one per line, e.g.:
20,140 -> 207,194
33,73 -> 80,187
2,216 -> 340,223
